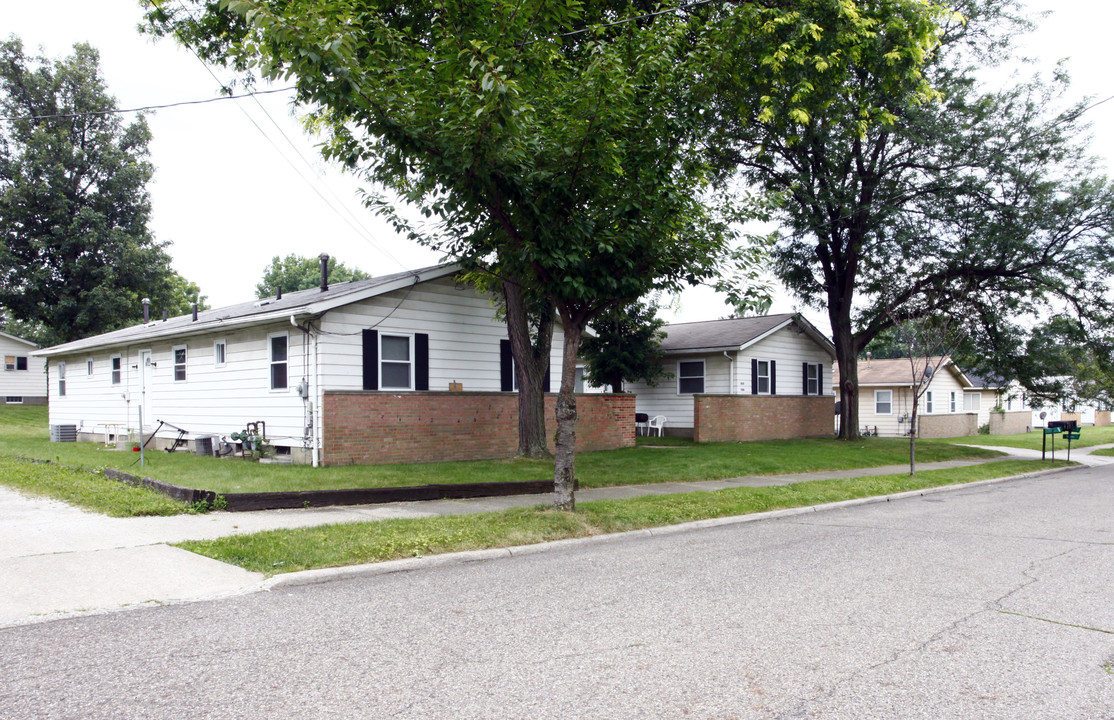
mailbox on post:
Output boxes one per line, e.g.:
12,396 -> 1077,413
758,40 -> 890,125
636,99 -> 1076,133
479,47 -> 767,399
1043,419 -> 1079,461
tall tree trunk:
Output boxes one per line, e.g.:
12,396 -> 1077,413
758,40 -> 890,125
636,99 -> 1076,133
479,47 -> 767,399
909,393 -> 918,476
831,303 -> 862,440
552,313 -> 584,511
503,280 -> 554,458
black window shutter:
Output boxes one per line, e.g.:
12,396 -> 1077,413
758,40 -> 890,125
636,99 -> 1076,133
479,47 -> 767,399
500,339 -> 513,392
803,362 -> 810,395
818,363 -> 824,395
362,329 -> 378,390
770,360 -> 777,395
415,333 -> 429,391
543,364 -> 551,393
750,358 -> 758,395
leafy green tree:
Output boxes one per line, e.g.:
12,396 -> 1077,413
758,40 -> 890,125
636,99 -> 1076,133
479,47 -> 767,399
581,300 -> 668,394
700,0 -> 1114,440
256,253 -> 370,298
0,38 -> 204,346
146,0 -> 940,507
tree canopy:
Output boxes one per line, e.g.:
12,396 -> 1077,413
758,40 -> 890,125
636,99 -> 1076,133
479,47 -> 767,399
701,0 -> 1114,438
581,300 -> 669,394
0,37 -> 204,346
256,253 -> 370,298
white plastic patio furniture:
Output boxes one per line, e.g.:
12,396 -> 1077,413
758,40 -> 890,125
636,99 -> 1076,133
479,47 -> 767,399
647,415 -> 666,437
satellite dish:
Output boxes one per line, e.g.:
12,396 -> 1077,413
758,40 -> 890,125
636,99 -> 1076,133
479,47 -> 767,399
1040,411 -> 1047,420
924,366 -> 933,378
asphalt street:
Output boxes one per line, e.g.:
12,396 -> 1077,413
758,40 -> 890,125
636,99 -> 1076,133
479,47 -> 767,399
3,464 -> 1113,719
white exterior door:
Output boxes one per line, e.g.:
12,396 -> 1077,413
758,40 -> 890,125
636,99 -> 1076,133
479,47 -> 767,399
139,350 -> 154,427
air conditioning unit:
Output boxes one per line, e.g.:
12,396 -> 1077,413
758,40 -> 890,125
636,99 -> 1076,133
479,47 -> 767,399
50,424 -> 77,442
193,435 -> 219,457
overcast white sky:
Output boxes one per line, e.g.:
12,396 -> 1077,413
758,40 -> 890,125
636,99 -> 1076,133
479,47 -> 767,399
5,0 -> 1112,327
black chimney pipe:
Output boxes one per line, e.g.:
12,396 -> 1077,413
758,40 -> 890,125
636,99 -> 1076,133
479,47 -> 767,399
191,303 -> 198,322
319,253 -> 330,292
142,298 -> 150,323
276,286 -> 283,300
162,310 -> 168,322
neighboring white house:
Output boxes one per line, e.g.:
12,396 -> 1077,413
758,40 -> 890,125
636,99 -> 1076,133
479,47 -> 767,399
33,263 -> 589,465
1,331 -> 44,405
960,372 -> 1007,429
625,313 -> 836,437
841,356 -> 976,438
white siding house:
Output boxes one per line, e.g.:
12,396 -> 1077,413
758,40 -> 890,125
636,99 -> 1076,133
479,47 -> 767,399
843,357 -> 974,437
626,313 -> 836,435
33,264 -> 567,464
1,331 -> 44,404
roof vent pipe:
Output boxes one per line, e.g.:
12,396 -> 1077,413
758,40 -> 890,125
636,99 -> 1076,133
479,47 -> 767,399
142,298 -> 150,323
319,253 -> 330,292
162,310 -> 168,322
191,303 -> 198,322
276,286 -> 283,300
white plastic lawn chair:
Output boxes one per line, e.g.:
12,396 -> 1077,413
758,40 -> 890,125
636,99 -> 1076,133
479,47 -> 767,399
647,415 -> 666,437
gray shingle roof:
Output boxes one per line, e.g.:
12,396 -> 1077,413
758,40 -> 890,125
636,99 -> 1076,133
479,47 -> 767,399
659,313 -> 835,355
34,263 -> 457,357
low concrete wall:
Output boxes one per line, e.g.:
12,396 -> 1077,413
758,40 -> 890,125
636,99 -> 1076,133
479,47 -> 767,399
693,395 -> 834,443
918,412 -> 978,439
989,410 -> 1032,435
322,391 -> 634,466
1095,411 -> 1111,427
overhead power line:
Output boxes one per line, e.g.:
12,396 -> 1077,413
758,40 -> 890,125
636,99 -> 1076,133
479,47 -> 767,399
0,86 -> 296,121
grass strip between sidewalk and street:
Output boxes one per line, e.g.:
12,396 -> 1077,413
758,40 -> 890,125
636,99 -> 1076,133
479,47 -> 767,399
176,460 -> 1068,575
0,455 -> 196,517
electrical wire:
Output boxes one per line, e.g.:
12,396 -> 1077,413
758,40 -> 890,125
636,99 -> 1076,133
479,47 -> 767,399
0,86 -> 295,121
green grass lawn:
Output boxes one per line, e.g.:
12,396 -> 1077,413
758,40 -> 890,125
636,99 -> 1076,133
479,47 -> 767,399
178,459 -> 1068,575
1,405 -> 1002,495
930,424 -> 1114,451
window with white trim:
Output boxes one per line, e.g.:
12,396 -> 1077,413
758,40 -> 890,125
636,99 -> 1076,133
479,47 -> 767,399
380,334 -> 413,390
756,360 -> 771,394
57,362 -> 66,397
875,390 -> 892,414
214,340 -> 227,367
86,358 -> 94,376
5,396 -> 23,404
5,355 -> 27,371
964,392 -> 980,412
269,333 -> 288,389
805,363 -> 821,395
925,391 -> 934,414
678,360 -> 705,394
111,355 -> 122,385
949,391 -> 958,413
173,346 -> 187,382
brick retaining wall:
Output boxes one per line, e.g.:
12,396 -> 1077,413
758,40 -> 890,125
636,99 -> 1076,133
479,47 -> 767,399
989,410 -> 1032,435
692,395 -> 834,443
322,392 -> 634,466
918,412 -> 978,438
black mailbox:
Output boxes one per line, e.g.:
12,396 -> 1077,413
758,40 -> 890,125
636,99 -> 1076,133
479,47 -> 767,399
1047,420 -> 1078,431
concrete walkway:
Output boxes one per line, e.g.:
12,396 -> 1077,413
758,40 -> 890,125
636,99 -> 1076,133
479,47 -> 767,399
3,444 -> 1110,628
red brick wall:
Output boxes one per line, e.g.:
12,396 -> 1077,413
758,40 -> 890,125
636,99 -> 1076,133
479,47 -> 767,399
322,392 -> 635,466
693,395 -> 834,443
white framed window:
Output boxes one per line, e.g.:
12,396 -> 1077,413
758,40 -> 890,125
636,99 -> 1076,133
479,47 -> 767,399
57,362 -> 66,397
111,355 -> 122,385
756,360 -> 771,394
949,391 -> 958,413
269,333 -> 288,390
925,391 -> 934,414
875,390 -> 892,415
214,339 -> 227,367
5,396 -> 23,404
806,363 -> 821,395
964,392 -> 980,412
86,358 -> 94,376
678,360 -> 705,394
5,355 -> 27,371
380,333 -> 413,390
173,345 -> 187,382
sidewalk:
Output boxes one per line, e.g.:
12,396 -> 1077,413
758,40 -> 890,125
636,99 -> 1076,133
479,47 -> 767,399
3,446 -> 1108,628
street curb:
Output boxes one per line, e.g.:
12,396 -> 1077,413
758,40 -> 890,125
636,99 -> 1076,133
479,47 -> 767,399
264,464 -> 1078,593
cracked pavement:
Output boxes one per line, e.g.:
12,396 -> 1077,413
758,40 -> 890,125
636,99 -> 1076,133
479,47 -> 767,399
3,465 -> 1114,718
